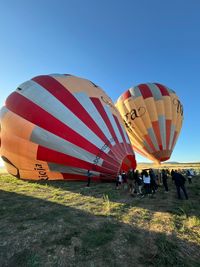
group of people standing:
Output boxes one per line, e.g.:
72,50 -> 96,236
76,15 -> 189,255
116,168 -> 189,200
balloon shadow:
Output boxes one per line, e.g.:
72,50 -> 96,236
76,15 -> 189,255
0,189 -> 199,267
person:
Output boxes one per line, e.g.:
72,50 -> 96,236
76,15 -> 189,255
141,170 -> 151,196
134,170 -> 143,195
127,168 -> 134,193
116,172 -> 122,189
186,169 -> 194,184
172,170 -> 188,200
161,169 -> 169,192
149,169 -> 158,194
86,170 -> 92,187
186,169 -> 192,184
171,169 -> 175,182
156,169 -> 162,186
121,170 -> 127,189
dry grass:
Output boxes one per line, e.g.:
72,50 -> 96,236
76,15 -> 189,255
0,172 -> 200,267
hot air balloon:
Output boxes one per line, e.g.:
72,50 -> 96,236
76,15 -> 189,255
0,74 -> 136,181
115,83 -> 183,163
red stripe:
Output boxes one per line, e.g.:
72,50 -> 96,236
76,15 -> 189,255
113,121 -> 128,157
144,135 -> 156,152
127,143 -> 135,155
152,121 -> 163,150
154,83 -> 170,96
120,156 -> 132,172
32,75 -> 109,144
127,154 -> 137,169
109,143 -> 125,163
138,84 -> 153,99
123,155 -> 136,170
5,92 -> 109,161
166,120 -> 171,149
123,90 -> 131,101
113,115 -> 129,154
90,98 -> 124,159
107,147 -> 121,163
37,146 -> 116,175
113,115 -> 134,155
102,161 -> 118,172
108,143 -> 136,171
91,98 -> 118,143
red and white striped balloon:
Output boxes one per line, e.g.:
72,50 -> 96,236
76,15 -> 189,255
0,74 -> 136,181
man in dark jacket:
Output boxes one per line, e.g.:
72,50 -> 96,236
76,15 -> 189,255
86,170 -> 92,187
149,169 -> 158,194
127,169 -> 134,193
172,170 -> 188,199
161,169 -> 169,192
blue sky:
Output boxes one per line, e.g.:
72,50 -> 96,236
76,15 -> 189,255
0,0 -> 200,163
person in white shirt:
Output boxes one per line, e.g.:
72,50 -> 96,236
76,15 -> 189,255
141,170 -> 151,196
116,172 -> 122,189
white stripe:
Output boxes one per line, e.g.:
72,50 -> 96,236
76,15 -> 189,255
48,163 -> 100,176
74,92 -> 116,146
120,123 -> 131,144
104,106 -> 123,143
30,126 -> 103,165
17,80 -> 106,150
158,115 -> 166,149
169,124 -> 176,150
148,128 -> 159,150
0,106 -> 9,119
143,141 -> 153,153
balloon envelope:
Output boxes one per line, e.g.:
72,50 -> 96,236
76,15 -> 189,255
0,74 -> 136,181
115,83 -> 183,162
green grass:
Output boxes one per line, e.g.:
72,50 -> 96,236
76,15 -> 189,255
8,249 -> 41,267
82,222 -> 119,248
0,173 -> 200,267
152,235 -> 183,267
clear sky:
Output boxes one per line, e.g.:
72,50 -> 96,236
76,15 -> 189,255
0,0 -> 200,164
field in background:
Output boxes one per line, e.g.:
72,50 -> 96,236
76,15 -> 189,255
0,171 -> 200,267
0,167 -> 6,174
137,162 -> 200,172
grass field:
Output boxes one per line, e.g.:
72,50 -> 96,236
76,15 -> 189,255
0,172 -> 200,267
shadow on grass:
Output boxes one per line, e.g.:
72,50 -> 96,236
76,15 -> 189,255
0,189 -> 199,267
26,176 -> 200,218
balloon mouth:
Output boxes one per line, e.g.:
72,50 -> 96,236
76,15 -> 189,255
1,156 -> 20,178
120,154 -> 137,172
160,157 -> 170,162
151,150 -> 171,162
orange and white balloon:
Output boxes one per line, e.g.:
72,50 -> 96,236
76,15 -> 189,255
115,83 -> 183,163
